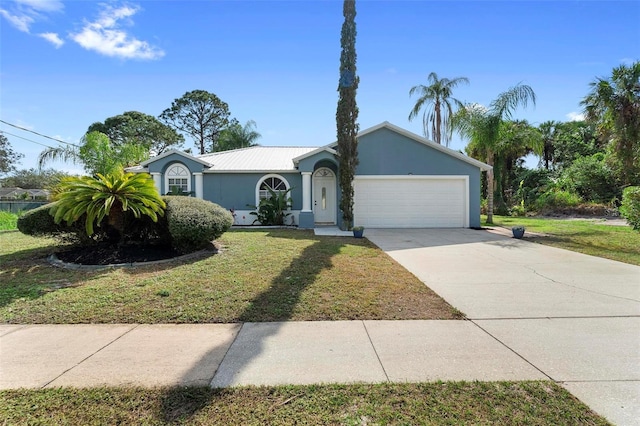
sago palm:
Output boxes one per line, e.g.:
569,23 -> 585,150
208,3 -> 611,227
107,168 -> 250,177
51,171 -> 165,241
409,72 -> 469,146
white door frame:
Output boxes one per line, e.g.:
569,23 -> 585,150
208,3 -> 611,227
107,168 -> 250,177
313,167 -> 337,224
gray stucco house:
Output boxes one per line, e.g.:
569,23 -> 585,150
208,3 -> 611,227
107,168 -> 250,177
128,122 -> 491,229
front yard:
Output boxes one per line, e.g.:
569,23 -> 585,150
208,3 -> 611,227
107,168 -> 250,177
486,216 -> 640,266
0,229 -> 460,323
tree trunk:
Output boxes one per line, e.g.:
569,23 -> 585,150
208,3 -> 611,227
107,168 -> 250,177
486,152 -> 494,224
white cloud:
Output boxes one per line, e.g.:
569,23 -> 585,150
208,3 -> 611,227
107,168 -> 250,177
38,32 -> 64,48
15,0 -> 64,13
0,8 -> 34,32
566,111 -> 585,122
70,4 -> 165,60
620,58 -> 637,65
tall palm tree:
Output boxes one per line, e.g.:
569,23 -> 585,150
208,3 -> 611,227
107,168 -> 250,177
217,120 -> 262,151
581,61 -> 640,185
409,72 -> 469,146
538,120 -> 559,170
452,83 -> 536,224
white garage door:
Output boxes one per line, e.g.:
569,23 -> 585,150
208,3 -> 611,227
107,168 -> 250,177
354,176 -> 468,228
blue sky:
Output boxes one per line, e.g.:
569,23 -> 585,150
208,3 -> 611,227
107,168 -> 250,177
1,0 -> 638,174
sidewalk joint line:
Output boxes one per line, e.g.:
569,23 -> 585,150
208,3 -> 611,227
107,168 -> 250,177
361,321 -> 389,383
40,324 -> 140,389
470,320 -> 554,381
210,322 -> 245,387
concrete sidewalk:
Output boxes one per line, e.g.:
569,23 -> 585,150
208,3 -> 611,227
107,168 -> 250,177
0,320 -> 546,390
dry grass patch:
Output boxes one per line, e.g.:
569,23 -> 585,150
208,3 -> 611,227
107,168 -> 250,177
0,382 -> 610,425
0,229 -> 460,323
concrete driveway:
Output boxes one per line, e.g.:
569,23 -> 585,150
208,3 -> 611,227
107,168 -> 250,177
366,228 -> 640,426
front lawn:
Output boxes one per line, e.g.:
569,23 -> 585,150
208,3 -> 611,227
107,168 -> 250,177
487,216 -> 640,266
0,382 -> 610,425
0,229 -> 460,323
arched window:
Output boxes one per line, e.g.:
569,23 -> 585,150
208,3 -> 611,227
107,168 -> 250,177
256,174 -> 290,204
165,163 -> 191,194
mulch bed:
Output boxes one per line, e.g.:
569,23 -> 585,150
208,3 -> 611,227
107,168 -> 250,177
56,242 -> 181,265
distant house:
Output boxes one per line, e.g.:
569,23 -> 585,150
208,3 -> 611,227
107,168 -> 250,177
127,122 -> 491,229
0,187 -> 51,201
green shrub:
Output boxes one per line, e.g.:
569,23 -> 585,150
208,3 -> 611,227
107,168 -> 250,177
535,189 -> 582,211
248,188 -> 293,225
164,196 -> 233,253
620,186 -> 640,230
0,211 -> 18,231
558,153 -> 620,203
16,203 -> 96,244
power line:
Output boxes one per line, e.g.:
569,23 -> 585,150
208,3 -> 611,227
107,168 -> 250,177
0,120 -> 81,148
0,129 -> 57,149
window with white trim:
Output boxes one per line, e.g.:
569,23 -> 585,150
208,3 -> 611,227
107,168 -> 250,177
165,163 -> 191,194
256,174 -> 290,205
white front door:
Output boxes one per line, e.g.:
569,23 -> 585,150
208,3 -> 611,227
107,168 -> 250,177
313,168 -> 336,224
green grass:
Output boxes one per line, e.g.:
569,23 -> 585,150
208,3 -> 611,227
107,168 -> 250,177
0,382 -> 610,425
0,211 -> 18,231
486,215 -> 640,266
0,229 -> 459,323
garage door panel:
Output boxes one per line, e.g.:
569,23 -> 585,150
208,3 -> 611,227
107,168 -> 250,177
354,177 -> 466,228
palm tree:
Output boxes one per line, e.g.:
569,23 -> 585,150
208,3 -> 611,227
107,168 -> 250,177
217,120 -> 262,151
538,120 -> 559,170
409,72 -> 469,146
38,131 -> 148,176
581,61 -> 640,185
452,83 -> 536,224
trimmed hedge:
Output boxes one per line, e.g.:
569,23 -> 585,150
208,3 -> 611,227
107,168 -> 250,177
16,203 -> 95,244
620,186 -> 640,230
163,196 -> 234,253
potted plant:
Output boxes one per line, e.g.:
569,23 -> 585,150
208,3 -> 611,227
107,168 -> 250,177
512,226 -> 525,239
352,226 -> 364,238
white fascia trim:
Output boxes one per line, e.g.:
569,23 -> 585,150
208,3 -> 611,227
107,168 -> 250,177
203,169 -> 300,174
140,149 -> 212,167
292,146 -> 338,164
354,175 -> 468,180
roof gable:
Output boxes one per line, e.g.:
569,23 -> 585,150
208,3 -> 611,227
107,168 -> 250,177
329,121 -> 491,171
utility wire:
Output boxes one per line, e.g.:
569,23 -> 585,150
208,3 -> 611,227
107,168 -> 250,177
0,130 -> 57,149
0,120 -> 81,148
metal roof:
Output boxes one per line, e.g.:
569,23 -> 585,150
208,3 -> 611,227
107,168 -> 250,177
198,146 -> 317,171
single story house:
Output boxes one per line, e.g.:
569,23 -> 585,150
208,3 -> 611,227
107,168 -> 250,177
127,121 -> 491,229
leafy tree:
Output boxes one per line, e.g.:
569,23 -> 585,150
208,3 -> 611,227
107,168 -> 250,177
453,83 -> 536,223
0,132 -> 23,176
550,121 -> 601,170
51,171 -> 165,243
408,72 -> 469,146
38,131 -> 148,176
87,111 -> 184,155
582,61 -> 640,185
217,120 -> 261,151
336,0 -> 360,230
0,168 -> 69,189
160,90 -> 231,155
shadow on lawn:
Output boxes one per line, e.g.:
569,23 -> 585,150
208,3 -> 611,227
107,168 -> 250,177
0,236 -> 216,309
158,228 -> 353,423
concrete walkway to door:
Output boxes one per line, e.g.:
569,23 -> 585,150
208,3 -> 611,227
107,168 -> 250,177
366,228 -> 640,426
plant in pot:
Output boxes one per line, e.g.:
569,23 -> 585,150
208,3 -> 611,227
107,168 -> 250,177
512,226 -> 525,239
352,226 -> 364,238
